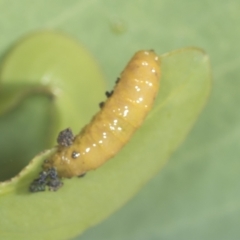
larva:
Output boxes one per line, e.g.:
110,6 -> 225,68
30,50 -> 160,192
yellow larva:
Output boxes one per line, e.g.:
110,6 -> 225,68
44,50 -> 160,179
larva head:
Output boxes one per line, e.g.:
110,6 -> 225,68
44,126 -> 90,178
43,146 -> 87,178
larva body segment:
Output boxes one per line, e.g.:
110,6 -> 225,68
43,50 -> 160,178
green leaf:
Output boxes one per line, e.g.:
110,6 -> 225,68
0,33 -> 211,240
3,1 -> 236,239
0,31 -> 105,180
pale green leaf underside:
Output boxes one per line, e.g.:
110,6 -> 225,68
0,33 -> 211,240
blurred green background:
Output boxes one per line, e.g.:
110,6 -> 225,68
0,1 -> 239,240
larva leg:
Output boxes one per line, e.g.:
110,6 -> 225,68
105,90 -> 113,98
99,102 -> 105,108
100,90 -> 114,108
78,172 -> 86,178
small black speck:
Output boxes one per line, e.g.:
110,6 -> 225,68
72,151 -> 80,159
105,90 -> 113,98
99,102 -> 105,108
115,77 -> 120,84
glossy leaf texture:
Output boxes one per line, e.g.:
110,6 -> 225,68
0,39 -> 211,240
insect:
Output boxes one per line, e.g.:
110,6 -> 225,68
30,50 -> 160,192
